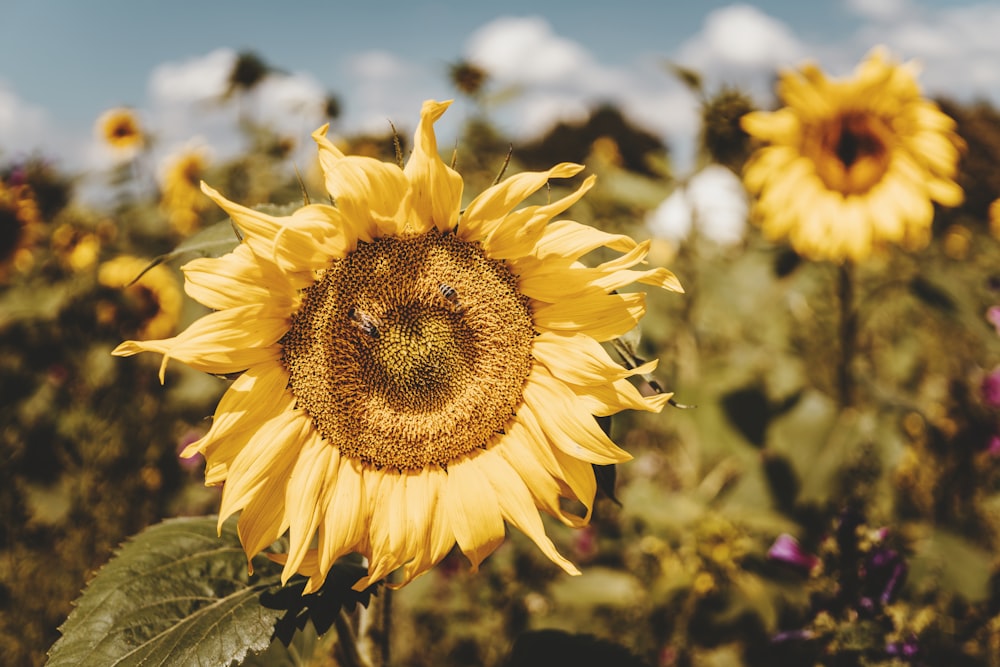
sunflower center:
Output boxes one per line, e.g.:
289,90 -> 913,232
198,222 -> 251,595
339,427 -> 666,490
811,111 -> 892,195
281,230 -> 535,470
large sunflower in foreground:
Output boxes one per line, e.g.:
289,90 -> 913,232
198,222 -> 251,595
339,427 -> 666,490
741,47 -> 964,262
114,100 -> 682,592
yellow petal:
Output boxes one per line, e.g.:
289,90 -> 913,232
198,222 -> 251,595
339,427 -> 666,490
312,125 -> 411,237
282,430 -> 337,583
482,175 -> 595,260
112,304 -> 285,381
403,100 -> 463,233
182,243 -> 298,312
444,455 -> 505,571
530,219 -> 637,261
533,331 -> 655,386
532,291 -> 645,342
483,450 -> 579,575
459,163 -> 584,243
522,366 -> 632,466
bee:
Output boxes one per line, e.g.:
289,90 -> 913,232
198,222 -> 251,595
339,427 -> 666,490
438,283 -> 464,313
347,307 -> 381,339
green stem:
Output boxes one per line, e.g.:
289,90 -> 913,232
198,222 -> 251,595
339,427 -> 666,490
333,609 -> 367,667
837,261 -> 857,408
357,586 -> 391,667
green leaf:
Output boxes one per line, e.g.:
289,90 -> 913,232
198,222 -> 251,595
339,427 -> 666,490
127,220 -> 243,285
47,516 -> 284,667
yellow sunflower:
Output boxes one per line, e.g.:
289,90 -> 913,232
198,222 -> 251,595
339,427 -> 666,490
95,107 -> 145,158
741,47 -> 964,262
0,180 -> 42,281
159,144 -> 212,235
98,256 -> 183,340
989,198 -> 1000,241
113,100 -> 682,592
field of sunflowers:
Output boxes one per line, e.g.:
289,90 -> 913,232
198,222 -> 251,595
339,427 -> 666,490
3,47 -> 1000,667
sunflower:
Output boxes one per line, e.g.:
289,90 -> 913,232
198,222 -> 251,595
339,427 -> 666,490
159,144 -> 212,235
98,256 -> 183,340
740,47 -> 964,262
989,198 -> 1000,241
95,107 -> 145,158
0,180 -> 41,281
114,100 -> 682,592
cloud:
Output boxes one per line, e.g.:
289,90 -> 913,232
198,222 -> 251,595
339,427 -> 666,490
148,48 -> 235,106
140,49 -> 328,170
466,16 -> 594,86
341,50 -> 437,136
675,4 -> 804,71
854,3 -> 1000,100
0,81 -> 70,164
462,16 -> 689,145
844,0 -> 910,21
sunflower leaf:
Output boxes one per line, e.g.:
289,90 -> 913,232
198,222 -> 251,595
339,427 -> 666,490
47,515 -> 284,667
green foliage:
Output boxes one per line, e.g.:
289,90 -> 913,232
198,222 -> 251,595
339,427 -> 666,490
46,516 -> 374,667
46,517 -> 285,667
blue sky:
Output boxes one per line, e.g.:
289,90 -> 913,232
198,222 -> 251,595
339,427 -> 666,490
1,0 -> 998,172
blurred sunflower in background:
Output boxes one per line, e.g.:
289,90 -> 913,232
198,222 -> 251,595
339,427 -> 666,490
114,99 -> 682,594
741,47 -> 964,262
159,143 -> 212,235
95,107 -> 145,159
97,255 -> 183,340
0,179 -> 42,281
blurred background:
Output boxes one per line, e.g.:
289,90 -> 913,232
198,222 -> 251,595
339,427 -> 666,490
3,1 -> 1000,665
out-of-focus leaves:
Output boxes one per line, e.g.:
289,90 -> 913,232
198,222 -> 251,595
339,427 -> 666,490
908,529 -> 992,603
761,453 -> 799,513
503,629 -> 651,667
721,386 -> 770,447
909,276 -> 957,315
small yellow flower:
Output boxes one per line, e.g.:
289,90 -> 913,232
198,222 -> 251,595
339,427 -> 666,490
98,256 -> 183,340
51,223 -> 100,273
159,144 -> 212,235
989,198 -> 1000,240
95,107 -> 145,159
741,47 -> 964,262
0,181 -> 42,281
114,100 -> 683,593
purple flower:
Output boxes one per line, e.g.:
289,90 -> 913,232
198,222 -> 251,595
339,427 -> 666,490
862,547 -> 908,607
982,367 -> 1000,408
886,636 -> 919,661
767,533 -> 818,573
989,435 -> 1000,457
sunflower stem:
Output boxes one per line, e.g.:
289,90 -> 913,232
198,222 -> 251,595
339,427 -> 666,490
333,609 -> 368,667
837,261 -> 857,408
357,586 -> 391,667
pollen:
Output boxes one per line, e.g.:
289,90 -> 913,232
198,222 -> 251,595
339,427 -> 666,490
281,229 -> 535,470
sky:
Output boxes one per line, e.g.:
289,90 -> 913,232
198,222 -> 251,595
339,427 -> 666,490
1,0 -> 999,175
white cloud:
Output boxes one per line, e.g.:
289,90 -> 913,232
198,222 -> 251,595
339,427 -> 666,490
854,3 -> 1000,101
341,50 -> 441,136
676,4 -> 804,71
647,164 -> 748,246
148,48 -> 236,106
844,0 -> 909,21
0,81 -> 67,163
466,16 -> 593,86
